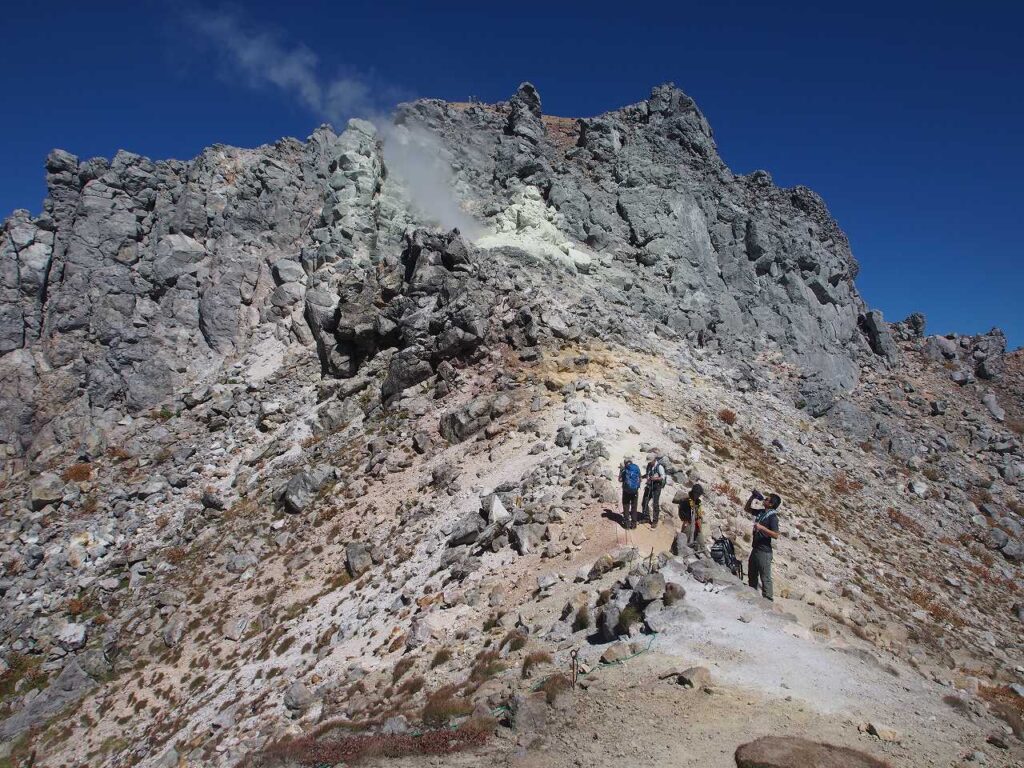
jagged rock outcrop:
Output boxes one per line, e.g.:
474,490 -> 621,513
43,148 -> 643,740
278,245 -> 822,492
0,81 -> 1007,464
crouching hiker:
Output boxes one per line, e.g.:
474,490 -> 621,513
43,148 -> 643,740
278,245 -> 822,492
745,490 -> 781,600
619,457 -> 641,530
679,484 -> 707,554
641,454 -> 667,527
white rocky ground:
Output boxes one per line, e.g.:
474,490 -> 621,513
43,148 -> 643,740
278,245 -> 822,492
1,330 -> 1020,767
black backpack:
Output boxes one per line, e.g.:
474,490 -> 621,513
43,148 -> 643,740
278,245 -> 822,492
710,532 -> 744,581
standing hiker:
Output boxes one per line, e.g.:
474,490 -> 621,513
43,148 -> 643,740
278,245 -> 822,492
619,457 -> 641,530
745,490 -> 781,600
679,484 -> 706,554
641,454 -> 667,527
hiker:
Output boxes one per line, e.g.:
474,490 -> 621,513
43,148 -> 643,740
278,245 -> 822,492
641,454 -> 667,527
745,490 -> 781,600
679,484 -> 706,554
618,457 -> 641,529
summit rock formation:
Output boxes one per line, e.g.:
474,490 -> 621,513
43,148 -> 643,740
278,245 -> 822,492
0,84 -> 1020,768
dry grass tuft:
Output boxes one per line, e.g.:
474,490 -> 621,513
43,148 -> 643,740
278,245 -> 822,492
421,687 -> 474,727
571,604 -> 590,632
521,651 -> 552,679
430,647 -> 453,669
718,408 -> 737,426
468,650 -> 504,683
886,507 -> 924,536
251,715 -> 492,766
502,630 -> 527,652
61,463 -> 93,482
831,471 -> 864,495
392,656 -> 415,683
538,673 -> 572,704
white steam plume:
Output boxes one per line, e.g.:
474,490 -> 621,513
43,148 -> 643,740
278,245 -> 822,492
185,9 -> 481,237
379,123 -> 483,240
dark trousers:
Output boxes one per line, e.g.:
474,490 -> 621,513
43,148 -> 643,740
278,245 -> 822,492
641,483 -> 663,525
748,549 -> 773,600
621,489 -> 638,529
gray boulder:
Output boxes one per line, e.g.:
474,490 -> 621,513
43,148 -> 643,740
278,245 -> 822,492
282,465 -> 334,513
0,660 -> 95,740
30,472 -> 65,510
346,542 -> 373,578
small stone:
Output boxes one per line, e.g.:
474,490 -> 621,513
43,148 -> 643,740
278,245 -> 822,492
284,681 -> 313,712
55,622 -> 87,652
600,642 -> 631,664
676,666 -> 711,689
866,722 -> 901,743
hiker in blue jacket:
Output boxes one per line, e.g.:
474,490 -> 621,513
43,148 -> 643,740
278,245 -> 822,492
619,457 -> 642,530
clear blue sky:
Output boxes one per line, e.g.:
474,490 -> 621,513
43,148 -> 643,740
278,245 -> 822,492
2,1 -> 1021,347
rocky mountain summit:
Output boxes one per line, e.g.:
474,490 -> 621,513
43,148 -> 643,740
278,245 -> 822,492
0,84 -> 1021,767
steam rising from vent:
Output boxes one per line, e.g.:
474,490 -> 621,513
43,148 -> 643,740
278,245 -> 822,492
185,9 -> 483,240
378,124 -> 482,240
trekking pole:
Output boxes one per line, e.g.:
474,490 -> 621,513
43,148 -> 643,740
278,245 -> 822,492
570,649 -> 579,689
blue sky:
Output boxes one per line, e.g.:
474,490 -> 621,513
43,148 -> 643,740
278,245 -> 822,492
2,1 -> 1021,346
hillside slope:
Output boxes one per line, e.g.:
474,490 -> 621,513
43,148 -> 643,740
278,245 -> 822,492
0,84 -> 1020,768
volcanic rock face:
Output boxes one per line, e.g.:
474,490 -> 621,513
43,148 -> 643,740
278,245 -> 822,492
0,84 -> 1021,768
2,83 -> 889,461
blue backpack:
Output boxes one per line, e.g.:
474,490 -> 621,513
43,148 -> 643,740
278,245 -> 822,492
624,463 -> 641,492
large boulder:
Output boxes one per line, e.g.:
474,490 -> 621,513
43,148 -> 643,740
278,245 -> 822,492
0,660 -> 95,740
281,465 -> 334,513
735,736 -> 891,768
346,542 -> 373,577
30,472 -> 65,510
440,396 -> 497,443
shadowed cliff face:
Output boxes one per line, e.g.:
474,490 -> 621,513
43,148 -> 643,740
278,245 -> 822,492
0,83 -> 935,458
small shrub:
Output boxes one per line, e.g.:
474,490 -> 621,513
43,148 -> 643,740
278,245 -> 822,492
718,409 -> 737,426
106,446 -> 132,461
166,547 -> 187,565
521,651 -> 552,679
152,406 -> 174,421
832,471 -> 863,495
482,613 -> 504,632
886,507 -> 924,536
1006,418 -> 1024,436
538,673 -> 571,704
922,466 -> 942,482
0,653 -> 47,699
468,650 -> 504,683
397,675 -> 425,697
571,605 -> 590,632
61,463 -> 93,482
502,630 -> 527,652
66,596 -> 92,616
616,605 -> 643,635
430,648 -> 453,669
392,656 -> 415,683
421,688 -> 473,727
712,481 -> 741,506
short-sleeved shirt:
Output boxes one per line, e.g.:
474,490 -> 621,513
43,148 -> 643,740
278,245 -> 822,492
752,509 -> 779,553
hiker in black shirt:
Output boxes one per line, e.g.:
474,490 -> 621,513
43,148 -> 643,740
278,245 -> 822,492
745,490 -> 781,600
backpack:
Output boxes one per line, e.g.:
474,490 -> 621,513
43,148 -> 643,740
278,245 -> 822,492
624,463 -> 641,492
710,532 -> 744,580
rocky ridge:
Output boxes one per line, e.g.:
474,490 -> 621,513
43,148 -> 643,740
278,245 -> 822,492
0,84 -> 1020,767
